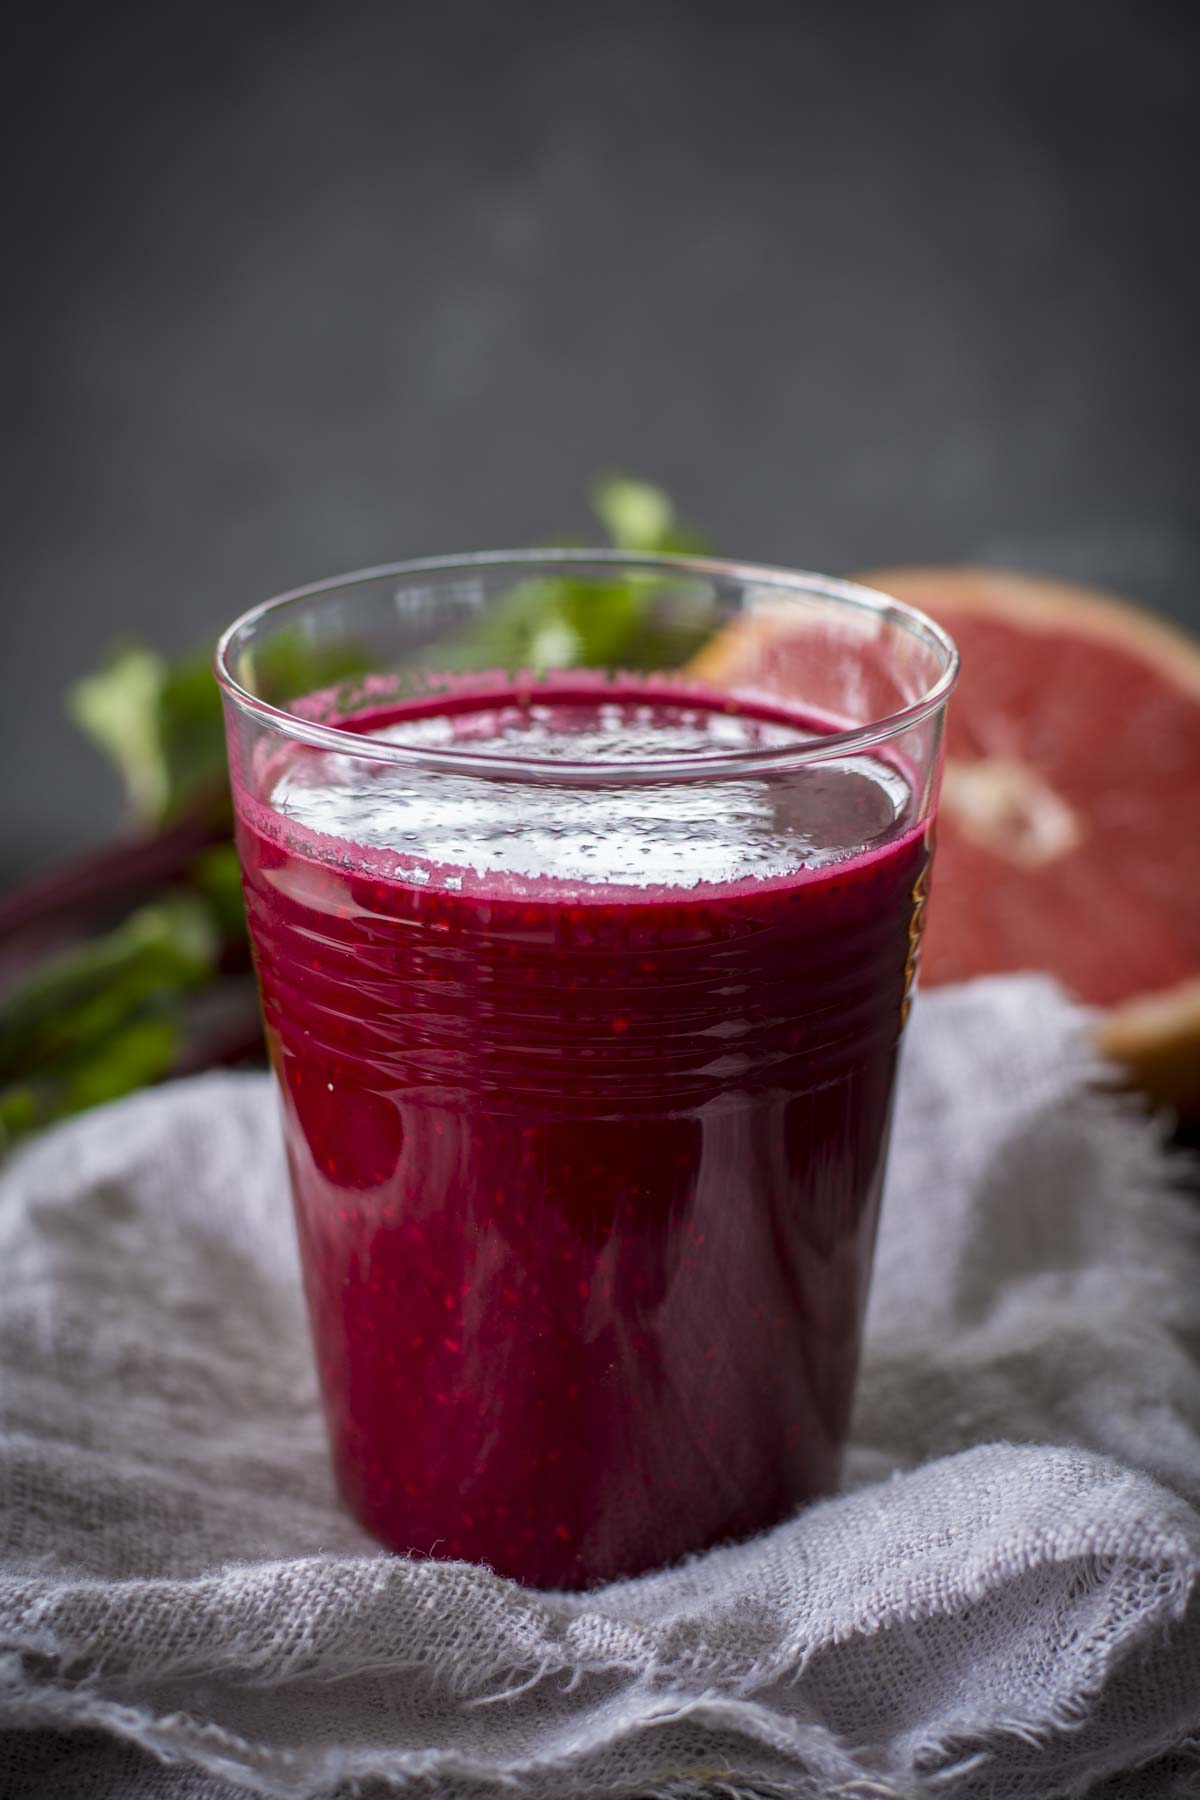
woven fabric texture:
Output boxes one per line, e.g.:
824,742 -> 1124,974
1,976 -> 1198,1799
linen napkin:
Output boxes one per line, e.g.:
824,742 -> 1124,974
1,976 -> 1199,1799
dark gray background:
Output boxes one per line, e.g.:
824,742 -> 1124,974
4,0 -> 1197,881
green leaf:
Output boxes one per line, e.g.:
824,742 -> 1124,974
0,891 -> 216,1152
68,644 -> 169,823
557,576 -> 652,666
591,475 -> 677,552
70,629 -> 377,828
0,1085 -> 37,1146
13,474 -> 722,1155
235,628 -> 373,713
156,650 -> 228,822
68,480 -> 707,823
65,1015 -> 180,1112
422,475 -> 710,679
190,845 -> 247,945
423,577 -> 580,675
0,1013 -> 182,1153
0,894 -> 219,1082
67,642 -> 227,827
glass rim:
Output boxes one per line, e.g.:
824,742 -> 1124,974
214,549 -> 960,783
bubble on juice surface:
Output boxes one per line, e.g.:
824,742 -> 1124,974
268,695 -> 912,891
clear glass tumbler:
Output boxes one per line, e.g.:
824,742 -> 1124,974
216,552 -> 958,1589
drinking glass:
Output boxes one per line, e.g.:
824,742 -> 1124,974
216,552 -> 958,1589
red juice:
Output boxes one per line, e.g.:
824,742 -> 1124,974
234,681 -> 930,1588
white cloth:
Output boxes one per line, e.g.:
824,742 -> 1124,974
1,976 -> 1199,1800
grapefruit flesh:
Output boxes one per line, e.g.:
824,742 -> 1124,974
693,566 -> 1200,1114
860,569 -> 1200,1009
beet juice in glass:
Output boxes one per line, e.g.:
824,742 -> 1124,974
217,554 -> 958,1589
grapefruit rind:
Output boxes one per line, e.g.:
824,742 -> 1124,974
860,567 -> 1200,700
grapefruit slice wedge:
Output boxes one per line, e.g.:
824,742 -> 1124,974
695,566 -> 1200,1117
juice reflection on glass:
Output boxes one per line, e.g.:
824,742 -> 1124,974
217,556 -> 957,1589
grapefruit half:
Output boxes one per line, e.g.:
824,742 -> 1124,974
696,566 -> 1200,1116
